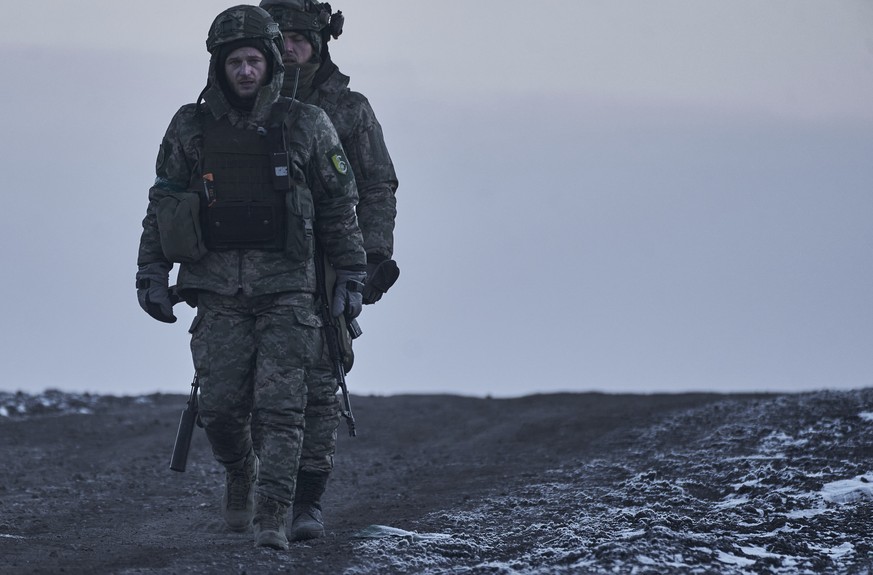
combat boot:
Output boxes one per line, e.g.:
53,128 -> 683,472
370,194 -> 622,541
222,451 -> 258,532
290,470 -> 329,541
253,495 -> 289,550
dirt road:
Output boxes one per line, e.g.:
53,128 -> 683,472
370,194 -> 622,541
1,389 -> 870,574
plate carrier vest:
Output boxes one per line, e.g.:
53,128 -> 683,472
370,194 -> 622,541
192,100 -> 295,251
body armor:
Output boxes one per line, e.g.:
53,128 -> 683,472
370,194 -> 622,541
196,114 -> 287,251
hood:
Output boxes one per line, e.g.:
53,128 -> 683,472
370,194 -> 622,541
200,36 -> 286,123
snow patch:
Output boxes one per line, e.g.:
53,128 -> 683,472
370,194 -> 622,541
809,541 -> 855,560
739,545 -> 781,559
353,524 -> 451,542
342,390 -> 873,575
762,431 -> 809,450
715,495 -> 749,509
826,542 -> 855,559
821,475 -> 873,504
636,554 -> 657,565
716,550 -> 757,567
785,506 -> 827,519
0,390 -> 154,419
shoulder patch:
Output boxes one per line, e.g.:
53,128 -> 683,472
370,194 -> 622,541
328,148 -> 350,176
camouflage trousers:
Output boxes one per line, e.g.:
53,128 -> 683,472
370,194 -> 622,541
190,290 -> 323,506
298,338 -> 342,475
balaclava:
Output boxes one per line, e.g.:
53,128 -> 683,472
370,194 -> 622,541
259,0 -> 342,98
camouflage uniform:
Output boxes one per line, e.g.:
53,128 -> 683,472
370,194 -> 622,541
136,6 -> 365,509
294,61 -> 398,476
263,1 -> 398,480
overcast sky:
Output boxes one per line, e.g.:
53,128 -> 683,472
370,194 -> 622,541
1,1 -> 871,397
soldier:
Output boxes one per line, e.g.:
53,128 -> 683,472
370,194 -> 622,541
259,0 -> 400,542
135,5 -> 366,550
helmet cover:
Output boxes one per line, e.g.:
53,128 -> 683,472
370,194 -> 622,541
206,5 -> 283,56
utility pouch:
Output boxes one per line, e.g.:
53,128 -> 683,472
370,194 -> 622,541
205,200 -> 285,250
284,183 -> 315,263
156,192 -> 208,263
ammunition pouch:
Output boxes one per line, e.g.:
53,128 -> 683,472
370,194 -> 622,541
204,198 -> 286,251
284,183 -> 315,264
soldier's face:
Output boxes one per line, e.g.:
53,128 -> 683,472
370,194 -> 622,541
282,32 -> 313,65
224,47 -> 268,99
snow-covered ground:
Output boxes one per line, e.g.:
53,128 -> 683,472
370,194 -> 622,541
3,387 -> 870,574
0,389 -> 154,418
344,390 -> 873,574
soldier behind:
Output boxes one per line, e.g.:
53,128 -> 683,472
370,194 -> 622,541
259,0 -> 399,542
135,5 -> 366,550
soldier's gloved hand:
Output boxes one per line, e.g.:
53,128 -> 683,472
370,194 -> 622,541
331,269 -> 366,319
136,262 -> 177,323
362,256 -> 400,305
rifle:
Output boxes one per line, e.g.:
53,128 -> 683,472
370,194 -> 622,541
164,285 -> 201,473
314,248 -> 360,437
170,374 -> 199,472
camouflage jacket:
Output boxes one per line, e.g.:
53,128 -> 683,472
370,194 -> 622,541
297,61 -> 398,262
138,76 -> 365,297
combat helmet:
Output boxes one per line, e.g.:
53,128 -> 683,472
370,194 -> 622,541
199,5 -> 286,114
207,5 -> 284,56
259,0 -> 344,59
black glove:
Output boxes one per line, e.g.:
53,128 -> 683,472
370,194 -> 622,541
362,258 -> 400,305
331,269 -> 366,319
136,262 -> 177,323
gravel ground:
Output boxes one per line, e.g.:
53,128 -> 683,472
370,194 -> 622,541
0,388 -> 870,574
